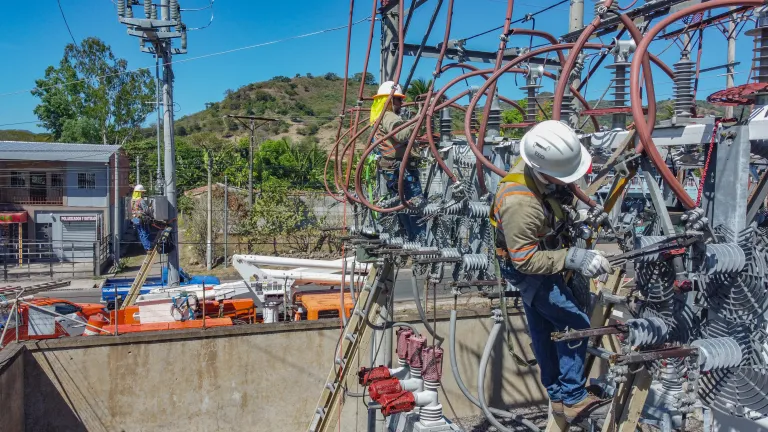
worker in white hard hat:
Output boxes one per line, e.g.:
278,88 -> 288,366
489,120 -> 611,423
370,80 -> 425,241
131,185 -> 152,252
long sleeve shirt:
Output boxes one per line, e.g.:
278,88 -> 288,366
377,111 -> 420,167
496,163 -> 568,275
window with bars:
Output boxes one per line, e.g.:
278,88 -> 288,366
77,173 -> 96,189
51,173 -> 64,189
10,172 -> 26,187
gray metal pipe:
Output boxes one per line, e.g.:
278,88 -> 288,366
478,320 -> 517,432
449,311 -> 540,431
411,273 -> 444,347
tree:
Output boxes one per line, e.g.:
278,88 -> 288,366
353,72 -> 377,86
406,78 -> 432,102
31,37 -> 155,145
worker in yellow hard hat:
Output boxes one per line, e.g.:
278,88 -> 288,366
370,81 -> 425,241
131,185 -> 152,252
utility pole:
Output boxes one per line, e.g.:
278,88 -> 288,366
380,2 -> 399,83
568,0 -> 585,125
116,0 -> 188,286
114,153 -> 121,265
223,175 -> 228,268
136,156 -> 141,185
155,54 -> 164,195
725,7 -> 737,119
206,151 -> 213,271
223,115 -> 277,207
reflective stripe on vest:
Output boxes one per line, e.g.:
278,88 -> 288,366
376,129 -> 406,159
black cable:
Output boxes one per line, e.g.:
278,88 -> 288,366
402,0 -> 419,38
57,0 -> 78,46
403,0 -> 444,92
463,0 -> 568,41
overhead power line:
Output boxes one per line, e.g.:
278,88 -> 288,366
0,16 -> 373,99
461,0 -> 570,41
57,0 -> 78,46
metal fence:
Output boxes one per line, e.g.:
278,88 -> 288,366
1,237 -> 112,281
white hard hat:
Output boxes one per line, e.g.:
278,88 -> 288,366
375,81 -> 406,99
133,184 -> 146,192
519,120 -> 591,184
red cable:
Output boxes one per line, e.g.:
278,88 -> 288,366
696,120 -> 721,207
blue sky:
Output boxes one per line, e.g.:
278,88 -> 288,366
0,0 -> 757,133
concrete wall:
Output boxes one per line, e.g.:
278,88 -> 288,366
0,343 -> 26,432
8,307 -> 546,432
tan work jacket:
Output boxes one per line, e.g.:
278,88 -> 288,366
491,162 -> 569,275
376,111 -> 420,169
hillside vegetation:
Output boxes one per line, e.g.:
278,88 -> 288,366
0,129 -> 51,142
170,74 -> 378,148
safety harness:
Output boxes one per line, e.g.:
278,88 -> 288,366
489,159 -> 570,263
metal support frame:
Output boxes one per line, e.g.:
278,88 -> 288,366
308,260 -> 395,432
701,126 -> 751,241
223,115 -> 278,207
402,43 -> 562,68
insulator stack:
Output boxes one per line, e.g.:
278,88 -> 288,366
634,236 -> 669,262
151,4 -> 158,19
626,317 -> 669,347
440,248 -> 461,259
144,0 -> 152,17
125,1 -> 134,18
692,337 -> 744,371
594,0 -> 618,16
520,65 -> 543,123
486,95 -> 501,140
440,108 -> 452,142
704,243 -> 747,274
421,347 -> 444,382
396,329 -> 413,361
181,25 -> 188,50
170,0 -> 180,21
443,200 -> 464,216
467,202 -> 490,218
461,254 -> 488,271
118,0 -> 125,17
423,203 -> 441,216
746,7 -> 768,103
402,242 -> 421,251
561,89 -> 575,126
673,51 -> 695,118
659,361 -> 684,392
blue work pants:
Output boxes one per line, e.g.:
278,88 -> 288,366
132,218 -> 152,251
500,262 -> 591,405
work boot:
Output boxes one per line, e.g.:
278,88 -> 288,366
551,400 -> 564,417
564,394 -> 612,423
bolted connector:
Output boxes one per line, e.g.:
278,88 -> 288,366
358,366 -> 391,386
368,377 -> 403,401
379,391 -> 416,416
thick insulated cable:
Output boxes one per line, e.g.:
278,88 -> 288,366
449,310 -> 540,430
477,316 -> 541,432
629,0 -> 761,209
461,43 -> 608,175
411,273 -> 444,346
395,0 -> 455,209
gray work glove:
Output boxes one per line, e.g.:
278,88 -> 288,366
565,248 -> 612,278
680,208 -> 708,231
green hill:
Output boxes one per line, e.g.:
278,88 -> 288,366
170,74 -> 378,149
0,129 -> 51,142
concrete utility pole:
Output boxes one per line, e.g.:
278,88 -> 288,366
223,115 -> 277,207
117,0 -> 188,286
380,2 -> 400,83
726,8 -> 737,118
136,156 -> 140,185
223,175 -> 228,268
206,151 -> 213,271
114,153 -> 121,265
568,0 -> 585,122
155,54 -> 164,195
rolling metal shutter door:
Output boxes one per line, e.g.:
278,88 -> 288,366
62,221 -> 96,260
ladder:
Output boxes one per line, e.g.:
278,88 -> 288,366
120,226 -> 173,309
308,259 -> 395,432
